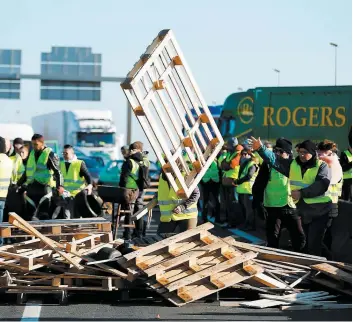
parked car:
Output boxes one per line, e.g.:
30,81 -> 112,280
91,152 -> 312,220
98,160 -> 160,186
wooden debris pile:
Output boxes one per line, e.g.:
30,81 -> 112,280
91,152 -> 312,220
0,216 -> 351,309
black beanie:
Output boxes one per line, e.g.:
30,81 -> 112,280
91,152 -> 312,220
275,138 -> 292,154
298,140 -> 317,156
0,137 -> 6,154
13,137 -> 24,146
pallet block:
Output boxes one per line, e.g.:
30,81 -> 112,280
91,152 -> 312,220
121,29 -> 224,197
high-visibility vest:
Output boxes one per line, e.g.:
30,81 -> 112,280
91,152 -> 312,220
158,176 -> 198,222
343,150 -> 352,179
289,159 -> 331,204
26,148 -> 55,187
325,179 -> 343,204
126,159 -> 140,189
264,168 -> 296,208
202,161 -> 219,183
217,151 -> 228,169
253,151 -> 263,165
223,151 -> 240,179
0,154 -> 13,198
9,153 -> 24,184
236,161 -> 258,194
60,160 -> 86,197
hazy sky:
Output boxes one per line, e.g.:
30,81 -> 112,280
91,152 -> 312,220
0,0 -> 351,150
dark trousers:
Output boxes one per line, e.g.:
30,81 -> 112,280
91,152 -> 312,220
239,194 -> 255,228
219,185 -> 236,225
157,217 -> 197,238
342,179 -> 352,202
133,190 -> 145,238
302,211 -> 330,256
201,181 -> 220,222
122,189 -> 139,240
265,206 -> 306,252
26,182 -> 52,220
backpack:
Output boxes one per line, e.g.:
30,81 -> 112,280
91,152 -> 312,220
138,160 -> 151,190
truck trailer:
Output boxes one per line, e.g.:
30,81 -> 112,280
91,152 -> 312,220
219,85 -> 352,150
32,110 -> 118,160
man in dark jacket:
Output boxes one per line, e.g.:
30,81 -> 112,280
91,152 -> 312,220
250,137 -> 332,256
17,134 -> 63,220
119,142 -> 146,239
253,138 -> 306,251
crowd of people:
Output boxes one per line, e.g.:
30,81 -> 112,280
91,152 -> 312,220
0,130 -> 351,260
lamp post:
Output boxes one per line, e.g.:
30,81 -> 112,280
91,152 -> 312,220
330,42 -> 338,86
273,69 -> 280,86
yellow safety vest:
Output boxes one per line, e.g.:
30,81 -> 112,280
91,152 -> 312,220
126,159 -> 140,189
0,154 -> 13,198
26,148 -> 55,187
253,151 -> 263,166
236,161 -> 258,194
223,151 -> 240,179
343,150 -> 352,179
264,168 -> 296,208
289,159 -> 331,204
9,153 -> 24,184
60,160 -> 86,197
158,176 -> 198,222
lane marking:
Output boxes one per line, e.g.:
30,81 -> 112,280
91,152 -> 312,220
21,300 -> 42,322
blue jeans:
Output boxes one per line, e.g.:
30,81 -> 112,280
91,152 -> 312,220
0,200 -> 5,245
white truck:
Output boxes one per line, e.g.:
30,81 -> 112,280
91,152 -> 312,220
32,110 -> 119,160
0,123 -> 34,142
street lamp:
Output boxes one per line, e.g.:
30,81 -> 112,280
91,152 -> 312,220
273,69 -> 280,86
330,42 -> 338,86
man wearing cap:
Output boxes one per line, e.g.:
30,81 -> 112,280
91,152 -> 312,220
7,138 -> 25,185
219,137 -> 243,226
253,138 -> 305,251
17,134 -> 63,220
250,137 -> 332,256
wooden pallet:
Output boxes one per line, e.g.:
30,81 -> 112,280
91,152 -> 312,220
121,29 -> 224,198
0,217 -> 111,238
113,223 -> 263,306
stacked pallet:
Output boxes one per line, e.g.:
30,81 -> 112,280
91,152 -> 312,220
0,216 -> 351,309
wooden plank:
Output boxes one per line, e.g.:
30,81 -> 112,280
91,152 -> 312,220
311,263 -> 352,284
165,251 -> 257,292
289,272 -> 312,288
281,304 -> 352,311
120,222 -> 213,262
143,240 -> 227,277
249,272 -> 289,289
8,213 -> 83,270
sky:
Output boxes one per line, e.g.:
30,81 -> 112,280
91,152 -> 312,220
0,0 -> 352,153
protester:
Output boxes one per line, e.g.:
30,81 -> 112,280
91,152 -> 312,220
17,134 -> 63,220
234,148 -> 259,230
340,128 -> 352,201
253,138 -> 306,251
250,137 -> 332,256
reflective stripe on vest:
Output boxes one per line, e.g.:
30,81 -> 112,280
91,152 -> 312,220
0,154 -> 13,198
289,159 -> 331,204
202,161 -> 219,183
126,159 -> 140,189
343,150 -> 352,179
264,168 -> 296,208
157,176 -> 198,222
236,161 -> 258,194
60,160 -> 85,197
26,148 -> 54,186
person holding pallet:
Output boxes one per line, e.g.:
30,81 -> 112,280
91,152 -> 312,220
157,156 -> 200,237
